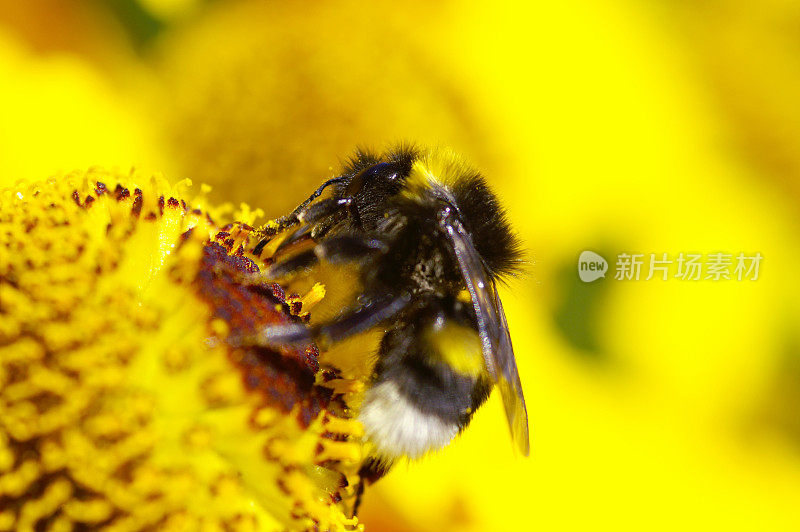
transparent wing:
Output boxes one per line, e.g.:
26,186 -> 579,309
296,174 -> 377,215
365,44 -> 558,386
492,289 -> 530,456
445,220 -> 530,455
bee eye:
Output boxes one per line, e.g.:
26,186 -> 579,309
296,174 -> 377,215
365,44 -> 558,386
361,162 -> 400,181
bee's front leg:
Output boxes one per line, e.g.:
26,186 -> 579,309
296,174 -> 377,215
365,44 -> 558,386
266,234 -> 389,278
274,176 -> 347,230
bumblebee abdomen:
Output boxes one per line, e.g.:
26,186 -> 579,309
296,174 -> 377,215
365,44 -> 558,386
358,314 -> 491,460
360,380 -> 461,460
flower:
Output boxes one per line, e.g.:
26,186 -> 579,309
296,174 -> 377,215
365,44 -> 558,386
0,171 -> 366,531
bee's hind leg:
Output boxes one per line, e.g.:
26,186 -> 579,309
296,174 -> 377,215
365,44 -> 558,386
352,457 -> 393,515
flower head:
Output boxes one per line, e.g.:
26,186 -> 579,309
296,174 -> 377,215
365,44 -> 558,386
0,171 -> 366,531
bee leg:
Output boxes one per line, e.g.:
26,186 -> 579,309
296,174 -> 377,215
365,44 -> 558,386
308,213 -> 343,240
261,209 -> 345,260
253,218 -> 315,258
314,292 -> 410,344
296,196 -> 352,225
274,176 -> 347,230
266,234 -> 389,278
352,457 -> 393,515
272,223 -> 314,254
278,197 -> 351,252
315,235 -> 389,262
255,197 -> 353,259
264,249 -> 320,278
243,292 -> 411,347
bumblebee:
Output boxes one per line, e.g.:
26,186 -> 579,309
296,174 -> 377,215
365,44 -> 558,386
253,145 -> 529,467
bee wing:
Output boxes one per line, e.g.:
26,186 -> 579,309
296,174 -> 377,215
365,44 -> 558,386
491,288 -> 530,456
445,221 -> 530,456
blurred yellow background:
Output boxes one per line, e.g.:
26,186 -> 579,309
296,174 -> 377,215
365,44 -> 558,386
2,0 -> 800,530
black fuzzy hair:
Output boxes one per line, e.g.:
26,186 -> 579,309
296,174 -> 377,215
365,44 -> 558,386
385,142 -> 420,167
451,172 -> 523,279
342,143 -> 420,178
341,147 -> 381,177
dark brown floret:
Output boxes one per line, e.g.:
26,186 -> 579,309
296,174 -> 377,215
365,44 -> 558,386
131,188 -> 143,216
193,229 -> 336,428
